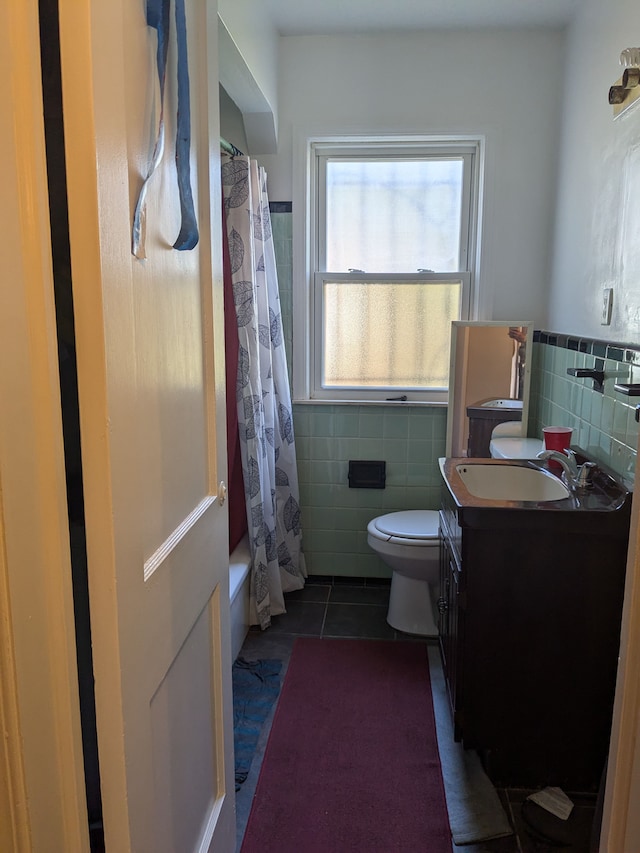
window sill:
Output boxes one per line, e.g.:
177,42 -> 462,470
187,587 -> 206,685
292,398 -> 448,408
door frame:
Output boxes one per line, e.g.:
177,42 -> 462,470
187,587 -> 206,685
0,1 -> 89,851
600,461 -> 640,850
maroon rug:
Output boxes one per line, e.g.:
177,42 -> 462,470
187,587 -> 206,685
240,638 -> 452,853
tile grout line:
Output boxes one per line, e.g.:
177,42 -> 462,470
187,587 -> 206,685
319,599 -> 329,637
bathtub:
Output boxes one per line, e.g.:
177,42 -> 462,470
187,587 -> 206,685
229,533 -> 251,660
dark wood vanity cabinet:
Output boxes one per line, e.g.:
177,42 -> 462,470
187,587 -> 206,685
438,486 -> 630,792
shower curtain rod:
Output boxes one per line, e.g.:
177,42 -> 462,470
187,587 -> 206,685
220,136 -> 244,157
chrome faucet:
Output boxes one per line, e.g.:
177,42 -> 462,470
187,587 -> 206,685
536,449 -> 596,490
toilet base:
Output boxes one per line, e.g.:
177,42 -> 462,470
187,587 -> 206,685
386,572 -> 438,637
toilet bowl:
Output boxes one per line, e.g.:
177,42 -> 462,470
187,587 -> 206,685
367,510 -> 440,636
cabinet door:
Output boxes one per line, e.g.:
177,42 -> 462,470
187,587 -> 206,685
438,528 -> 462,739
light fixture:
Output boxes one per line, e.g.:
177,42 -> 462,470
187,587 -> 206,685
609,48 -> 640,117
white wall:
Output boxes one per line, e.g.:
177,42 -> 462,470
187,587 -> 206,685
260,29 -> 566,325
218,0 -> 278,111
218,0 -> 279,152
219,85 -> 249,154
548,0 -> 640,343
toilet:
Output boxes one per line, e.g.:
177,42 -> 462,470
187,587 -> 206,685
367,510 -> 440,636
489,421 -> 543,459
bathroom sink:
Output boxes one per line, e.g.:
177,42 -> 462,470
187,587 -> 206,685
454,462 -> 570,501
439,453 -> 631,521
480,398 -> 523,409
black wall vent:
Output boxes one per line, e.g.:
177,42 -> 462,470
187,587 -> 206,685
348,460 -> 386,489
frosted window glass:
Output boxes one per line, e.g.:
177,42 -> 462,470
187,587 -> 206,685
325,160 -> 463,273
322,280 -> 462,388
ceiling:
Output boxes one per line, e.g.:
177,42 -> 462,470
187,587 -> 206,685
262,0 -> 584,36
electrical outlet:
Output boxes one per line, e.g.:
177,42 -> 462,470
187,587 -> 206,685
601,288 -> 613,325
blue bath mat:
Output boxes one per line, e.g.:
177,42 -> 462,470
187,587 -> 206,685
233,657 -> 282,790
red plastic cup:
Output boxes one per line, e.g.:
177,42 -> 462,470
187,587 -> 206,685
542,426 -> 573,470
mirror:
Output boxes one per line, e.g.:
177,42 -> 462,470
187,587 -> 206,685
445,321 -> 532,458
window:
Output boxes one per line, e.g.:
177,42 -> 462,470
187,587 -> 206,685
294,138 -> 480,403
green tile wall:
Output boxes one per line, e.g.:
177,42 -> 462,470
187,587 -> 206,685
529,332 -> 639,489
271,210 -> 293,379
293,403 -> 447,576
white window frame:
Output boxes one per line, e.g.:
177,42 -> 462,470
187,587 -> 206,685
292,135 -> 483,404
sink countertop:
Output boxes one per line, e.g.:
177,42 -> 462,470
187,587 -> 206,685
439,455 -> 632,534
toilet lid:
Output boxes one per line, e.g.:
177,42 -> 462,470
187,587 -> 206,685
374,510 -> 439,540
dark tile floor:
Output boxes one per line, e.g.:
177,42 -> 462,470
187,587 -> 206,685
235,578 -> 600,853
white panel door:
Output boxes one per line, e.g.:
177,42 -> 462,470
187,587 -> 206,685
58,1 -> 235,851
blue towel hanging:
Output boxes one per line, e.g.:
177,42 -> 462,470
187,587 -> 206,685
132,0 -> 199,257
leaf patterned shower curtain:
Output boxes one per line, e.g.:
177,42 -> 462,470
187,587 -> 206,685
221,156 -> 306,629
